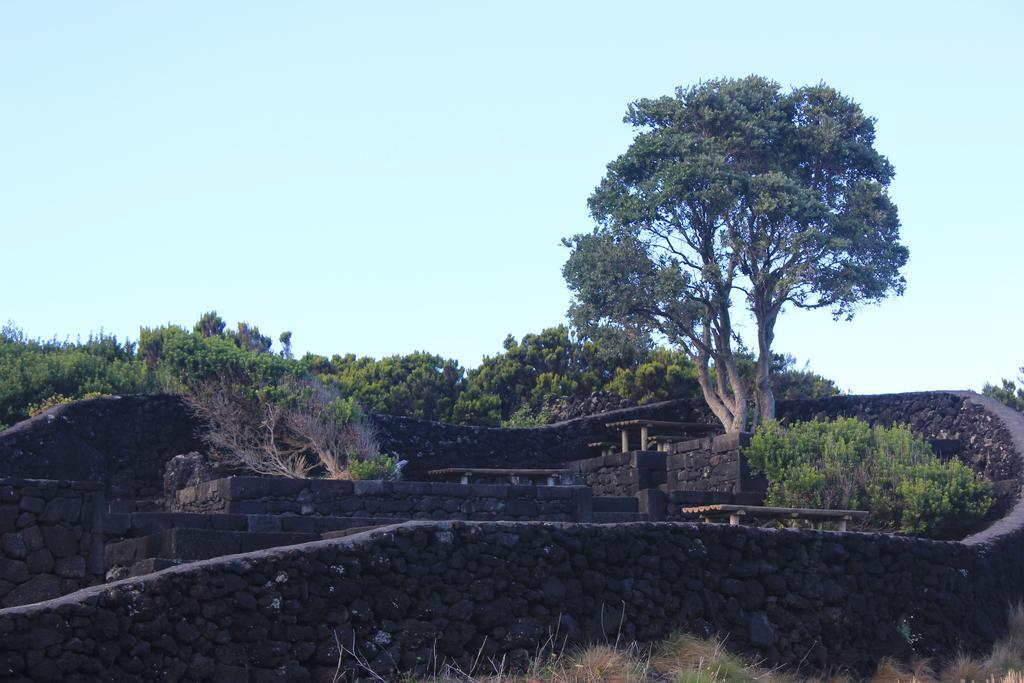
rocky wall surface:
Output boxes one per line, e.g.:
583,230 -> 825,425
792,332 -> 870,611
567,451 -> 667,497
3,392 -> 1010,506
1,520 -> 1023,680
666,432 -> 766,495
372,400 -> 714,480
176,477 -> 594,523
0,396 -> 203,501
0,478 -> 104,608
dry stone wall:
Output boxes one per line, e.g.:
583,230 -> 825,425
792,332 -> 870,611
0,396 -> 202,501
0,520 -> 1022,680
176,476 -> 594,523
568,451 -> 667,496
0,478 -> 104,608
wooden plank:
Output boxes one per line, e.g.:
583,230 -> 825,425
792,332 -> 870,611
604,419 -> 717,430
679,504 -> 869,519
428,468 -> 572,476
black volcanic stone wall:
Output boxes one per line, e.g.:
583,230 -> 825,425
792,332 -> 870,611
568,451 -> 667,496
666,432 -> 766,495
371,400 -> 715,480
1,520 -> 1022,680
3,392 -> 1010,508
0,478 -> 104,608
0,396 -> 202,501
176,477 -> 594,523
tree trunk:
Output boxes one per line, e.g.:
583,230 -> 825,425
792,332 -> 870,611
753,305 -> 778,423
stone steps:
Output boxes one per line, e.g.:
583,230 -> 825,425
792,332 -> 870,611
592,496 -> 639,513
592,511 -> 650,523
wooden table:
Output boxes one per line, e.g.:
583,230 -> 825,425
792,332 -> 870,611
604,419 -> 717,452
428,468 -> 576,486
680,504 -> 869,532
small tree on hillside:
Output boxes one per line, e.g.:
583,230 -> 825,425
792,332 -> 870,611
564,76 -> 908,431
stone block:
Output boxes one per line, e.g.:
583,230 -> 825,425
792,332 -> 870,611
672,437 -> 711,453
506,485 -> 537,499
103,514 -> 131,538
633,451 -> 667,470
224,501 -> 268,515
711,431 -> 751,454
42,527 -> 78,558
353,480 -> 390,496
0,507 -> 18,535
310,479 -> 354,498
429,482 -> 471,498
0,574 -> 62,608
25,548 -> 53,574
1,533 -> 27,559
246,515 -> 282,533
18,497 -> 44,515
227,477 -> 272,500
572,488 -> 593,523
264,478 -> 309,498
55,556 -> 86,579
40,497 -> 82,524
469,484 -> 507,499
504,500 -> 538,517
536,486 -> 573,500
390,481 -> 431,496
0,558 -> 29,584
638,489 -> 667,522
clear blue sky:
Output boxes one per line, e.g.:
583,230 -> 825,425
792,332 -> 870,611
2,1 -> 1021,394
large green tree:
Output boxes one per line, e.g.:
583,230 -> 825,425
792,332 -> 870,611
564,76 -> 907,431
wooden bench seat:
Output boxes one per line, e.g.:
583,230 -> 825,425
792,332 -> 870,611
680,504 -> 869,532
428,468 -> 576,486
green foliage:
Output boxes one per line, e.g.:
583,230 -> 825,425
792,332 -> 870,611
28,392 -> 108,417
347,453 -> 400,481
1,315 -> 840,432
0,322 -> 154,426
501,404 -> 552,428
313,351 -> 465,423
984,368 -> 1024,413
455,325 -> 666,425
565,76 -> 907,428
605,348 -> 700,405
746,418 -> 993,538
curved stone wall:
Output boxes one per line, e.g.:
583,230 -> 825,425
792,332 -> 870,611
0,391 -> 1021,677
0,518 -> 1022,680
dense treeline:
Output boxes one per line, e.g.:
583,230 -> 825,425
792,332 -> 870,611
0,314 -> 840,430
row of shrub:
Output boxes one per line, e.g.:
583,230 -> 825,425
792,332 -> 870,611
745,417 -> 994,539
0,314 -> 839,430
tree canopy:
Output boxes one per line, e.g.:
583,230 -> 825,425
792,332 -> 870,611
564,76 -> 907,431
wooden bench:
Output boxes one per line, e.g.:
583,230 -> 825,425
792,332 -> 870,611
645,434 -> 694,452
586,441 -> 619,456
428,468 -> 577,486
605,419 -> 718,452
679,504 -> 869,532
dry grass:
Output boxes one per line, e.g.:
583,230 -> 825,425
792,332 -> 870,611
384,603 -> 1024,683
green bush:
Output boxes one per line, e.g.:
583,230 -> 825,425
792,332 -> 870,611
745,417 -> 993,538
347,454 -> 400,481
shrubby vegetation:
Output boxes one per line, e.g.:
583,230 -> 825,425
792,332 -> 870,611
1,316 -> 838,432
0,322 -> 155,429
745,417 -> 993,538
356,604 -> 1024,681
985,366 -> 1024,413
